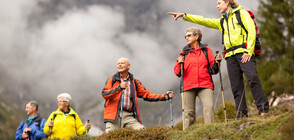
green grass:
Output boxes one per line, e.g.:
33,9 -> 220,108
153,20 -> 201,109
92,106 -> 294,140
36,103 -> 294,140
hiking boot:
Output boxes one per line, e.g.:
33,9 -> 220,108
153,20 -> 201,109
260,112 -> 268,117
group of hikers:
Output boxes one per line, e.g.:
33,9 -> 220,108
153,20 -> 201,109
15,0 -> 270,139
16,94 -> 91,140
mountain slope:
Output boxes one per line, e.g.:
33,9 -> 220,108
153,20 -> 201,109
0,99 -> 26,139
95,106 -> 294,139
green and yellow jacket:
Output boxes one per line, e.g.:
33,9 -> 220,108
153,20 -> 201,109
183,5 -> 256,58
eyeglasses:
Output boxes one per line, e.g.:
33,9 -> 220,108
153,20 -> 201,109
184,34 -> 193,39
58,101 -> 67,103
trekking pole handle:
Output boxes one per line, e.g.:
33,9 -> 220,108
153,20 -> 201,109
26,131 -> 30,140
215,51 -> 221,63
86,120 -> 90,134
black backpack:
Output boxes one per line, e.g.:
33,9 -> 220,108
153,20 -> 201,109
19,117 -> 42,130
51,113 -> 76,120
220,10 -> 262,56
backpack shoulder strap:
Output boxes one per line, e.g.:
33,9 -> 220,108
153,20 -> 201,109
34,117 -> 42,127
134,79 -> 138,90
52,113 -> 57,120
201,46 -> 212,73
220,18 -> 225,44
70,114 -> 76,120
235,10 -> 248,35
201,47 -> 209,65
199,44 -> 209,63
112,76 -> 116,86
201,46 -> 215,89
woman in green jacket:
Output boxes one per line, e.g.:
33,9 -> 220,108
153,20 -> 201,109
168,0 -> 269,118
44,93 -> 91,139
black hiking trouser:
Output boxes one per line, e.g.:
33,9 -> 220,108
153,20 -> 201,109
226,53 -> 269,118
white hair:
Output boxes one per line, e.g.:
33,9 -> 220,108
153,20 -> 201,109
57,93 -> 72,102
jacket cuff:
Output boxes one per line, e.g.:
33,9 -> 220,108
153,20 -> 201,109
183,13 -> 187,20
247,51 -> 254,56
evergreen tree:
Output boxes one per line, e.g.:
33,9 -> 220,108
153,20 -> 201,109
257,0 -> 294,95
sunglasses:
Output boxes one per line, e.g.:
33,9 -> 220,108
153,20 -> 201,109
184,34 -> 194,39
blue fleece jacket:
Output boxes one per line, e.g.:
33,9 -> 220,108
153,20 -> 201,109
15,114 -> 47,140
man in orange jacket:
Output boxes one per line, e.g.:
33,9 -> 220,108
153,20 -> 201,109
102,57 -> 173,132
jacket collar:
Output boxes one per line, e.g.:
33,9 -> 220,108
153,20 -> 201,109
113,72 -> 134,82
223,5 -> 243,18
183,43 -> 208,54
56,107 -> 75,115
26,114 -> 41,125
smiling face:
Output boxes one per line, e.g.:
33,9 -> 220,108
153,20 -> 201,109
58,97 -> 69,112
117,58 -> 130,74
25,103 -> 35,116
217,0 -> 230,14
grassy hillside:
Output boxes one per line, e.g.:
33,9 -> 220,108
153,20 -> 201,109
26,102 -> 294,140
94,107 -> 293,140
0,98 -> 26,139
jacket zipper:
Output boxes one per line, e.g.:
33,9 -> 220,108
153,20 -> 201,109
232,17 -> 235,29
242,29 -> 244,43
225,16 -> 233,47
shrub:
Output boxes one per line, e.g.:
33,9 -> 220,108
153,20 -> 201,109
216,102 -> 236,121
96,126 -> 171,140
279,111 -> 294,140
173,121 -> 183,131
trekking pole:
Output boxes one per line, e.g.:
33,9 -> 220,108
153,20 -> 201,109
86,120 -> 90,135
236,82 -> 246,119
49,118 -> 53,138
119,80 -> 126,128
26,132 -> 30,140
169,90 -> 174,128
179,54 -> 185,130
216,51 -> 227,123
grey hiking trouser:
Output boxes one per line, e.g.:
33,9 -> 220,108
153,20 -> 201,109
183,88 -> 214,130
105,111 -> 144,132
226,53 -> 269,118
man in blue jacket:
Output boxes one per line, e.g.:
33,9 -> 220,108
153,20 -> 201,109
15,101 -> 47,140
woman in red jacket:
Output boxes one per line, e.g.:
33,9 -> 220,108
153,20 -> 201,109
174,27 -> 222,130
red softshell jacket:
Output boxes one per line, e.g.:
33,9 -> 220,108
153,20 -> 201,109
102,72 -> 166,123
174,45 -> 219,91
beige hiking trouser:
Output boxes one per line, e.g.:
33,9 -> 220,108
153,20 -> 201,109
105,111 -> 144,132
183,88 -> 214,130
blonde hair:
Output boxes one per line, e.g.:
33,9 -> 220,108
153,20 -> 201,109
224,0 -> 239,8
185,27 -> 202,42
